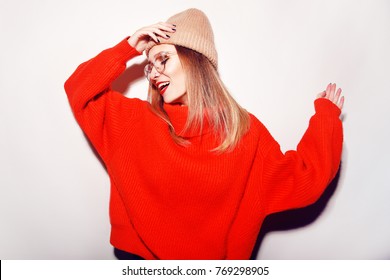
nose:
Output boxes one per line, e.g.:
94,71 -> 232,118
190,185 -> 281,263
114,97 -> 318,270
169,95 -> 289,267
150,66 -> 160,81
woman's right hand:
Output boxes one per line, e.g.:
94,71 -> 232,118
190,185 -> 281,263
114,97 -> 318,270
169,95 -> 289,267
128,22 -> 176,53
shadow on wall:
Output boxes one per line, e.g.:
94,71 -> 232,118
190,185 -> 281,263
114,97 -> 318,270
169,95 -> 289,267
250,165 -> 342,259
111,60 -> 147,93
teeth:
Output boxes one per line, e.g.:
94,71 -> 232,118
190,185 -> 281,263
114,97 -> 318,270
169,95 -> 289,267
158,82 -> 170,90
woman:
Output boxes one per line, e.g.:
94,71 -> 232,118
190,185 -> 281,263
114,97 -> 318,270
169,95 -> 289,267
64,8 -> 344,260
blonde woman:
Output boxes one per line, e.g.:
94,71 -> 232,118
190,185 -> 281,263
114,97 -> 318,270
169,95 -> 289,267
64,8 -> 344,260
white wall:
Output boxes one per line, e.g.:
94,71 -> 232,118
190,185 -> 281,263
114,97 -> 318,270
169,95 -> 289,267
1,0 -> 389,259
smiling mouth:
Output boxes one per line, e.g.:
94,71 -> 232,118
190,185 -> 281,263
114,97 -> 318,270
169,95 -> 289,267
157,82 -> 170,95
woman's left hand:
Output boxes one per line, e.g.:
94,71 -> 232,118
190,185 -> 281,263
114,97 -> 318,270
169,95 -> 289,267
317,83 -> 344,111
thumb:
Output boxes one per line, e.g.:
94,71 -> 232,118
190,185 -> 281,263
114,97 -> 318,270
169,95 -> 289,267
317,91 -> 326,98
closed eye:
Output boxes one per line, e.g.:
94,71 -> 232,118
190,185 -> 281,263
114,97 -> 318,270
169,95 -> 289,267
161,57 -> 169,65
155,52 -> 170,63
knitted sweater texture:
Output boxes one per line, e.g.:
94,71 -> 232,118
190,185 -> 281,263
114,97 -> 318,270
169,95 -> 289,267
64,38 -> 343,260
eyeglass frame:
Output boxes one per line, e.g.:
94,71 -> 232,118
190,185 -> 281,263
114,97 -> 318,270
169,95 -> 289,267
144,51 -> 178,81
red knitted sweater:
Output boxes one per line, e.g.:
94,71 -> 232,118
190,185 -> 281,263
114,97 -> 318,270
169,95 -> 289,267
64,38 -> 343,260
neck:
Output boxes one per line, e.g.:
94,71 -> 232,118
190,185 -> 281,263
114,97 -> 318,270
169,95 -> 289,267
163,103 -> 211,138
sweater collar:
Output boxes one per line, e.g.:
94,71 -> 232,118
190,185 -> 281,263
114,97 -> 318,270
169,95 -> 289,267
163,103 -> 211,138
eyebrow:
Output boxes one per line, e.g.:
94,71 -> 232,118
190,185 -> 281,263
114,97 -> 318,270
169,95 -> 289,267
147,52 -> 165,63
148,51 -> 177,64
153,51 -> 166,59
150,51 -> 174,62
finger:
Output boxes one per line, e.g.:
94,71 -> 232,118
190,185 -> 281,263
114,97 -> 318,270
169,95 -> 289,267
332,84 -> 339,102
146,27 -> 172,39
146,23 -> 176,35
325,83 -> 332,98
334,88 -> 342,104
154,23 -> 176,37
137,28 -> 165,42
137,26 -> 170,38
317,91 -> 326,98
144,31 -> 160,43
338,96 -> 345,110
156,22 -> 177,32
329,83 -> 336,101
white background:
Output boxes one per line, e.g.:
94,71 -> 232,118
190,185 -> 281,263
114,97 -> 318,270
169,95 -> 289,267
1,0 -> 389,259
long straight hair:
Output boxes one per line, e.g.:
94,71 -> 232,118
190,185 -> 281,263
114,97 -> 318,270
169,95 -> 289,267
147,45 -> 250,152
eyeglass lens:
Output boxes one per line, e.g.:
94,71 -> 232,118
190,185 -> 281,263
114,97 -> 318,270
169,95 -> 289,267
144,53 -> 170,80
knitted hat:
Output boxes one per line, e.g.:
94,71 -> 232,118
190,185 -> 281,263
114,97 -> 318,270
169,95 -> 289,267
145,8 -> 218,69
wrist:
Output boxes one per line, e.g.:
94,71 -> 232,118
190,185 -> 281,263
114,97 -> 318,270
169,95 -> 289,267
314,98 -> 341,117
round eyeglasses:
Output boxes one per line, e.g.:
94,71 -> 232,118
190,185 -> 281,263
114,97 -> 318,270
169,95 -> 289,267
144,52 -> 177,81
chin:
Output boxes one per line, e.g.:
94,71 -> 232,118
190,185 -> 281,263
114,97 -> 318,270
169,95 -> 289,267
162,96 -> 174,104
163,93 -> 187,105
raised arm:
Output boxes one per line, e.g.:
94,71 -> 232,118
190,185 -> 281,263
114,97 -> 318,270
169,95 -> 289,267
64,38 -> 141,161
64,23 -> 176,162
259,83 -> 344,215
64,38 -> 140,113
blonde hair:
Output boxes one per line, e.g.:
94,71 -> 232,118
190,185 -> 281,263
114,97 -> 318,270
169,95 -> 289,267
147,46 -> 250,152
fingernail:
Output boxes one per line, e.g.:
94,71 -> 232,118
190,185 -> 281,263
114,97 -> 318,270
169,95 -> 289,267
157,38 -> 160,43
172,28 -> 176,31
173,24 -> 176,27
166,34 -> 170,38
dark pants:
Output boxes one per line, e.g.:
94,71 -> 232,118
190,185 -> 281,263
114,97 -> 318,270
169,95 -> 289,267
114,248 -> 145,260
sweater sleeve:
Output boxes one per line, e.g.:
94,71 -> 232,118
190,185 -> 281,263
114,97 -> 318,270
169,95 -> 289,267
64,38 -> 142,162
258,98 -> 343,215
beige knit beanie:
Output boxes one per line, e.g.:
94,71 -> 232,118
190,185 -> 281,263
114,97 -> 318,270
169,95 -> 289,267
145,8 -> 218,69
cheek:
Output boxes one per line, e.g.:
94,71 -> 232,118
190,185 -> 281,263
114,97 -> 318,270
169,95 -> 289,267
176,64 -> 186,90
167,63 -> 187,91
177,71 -> 187,91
